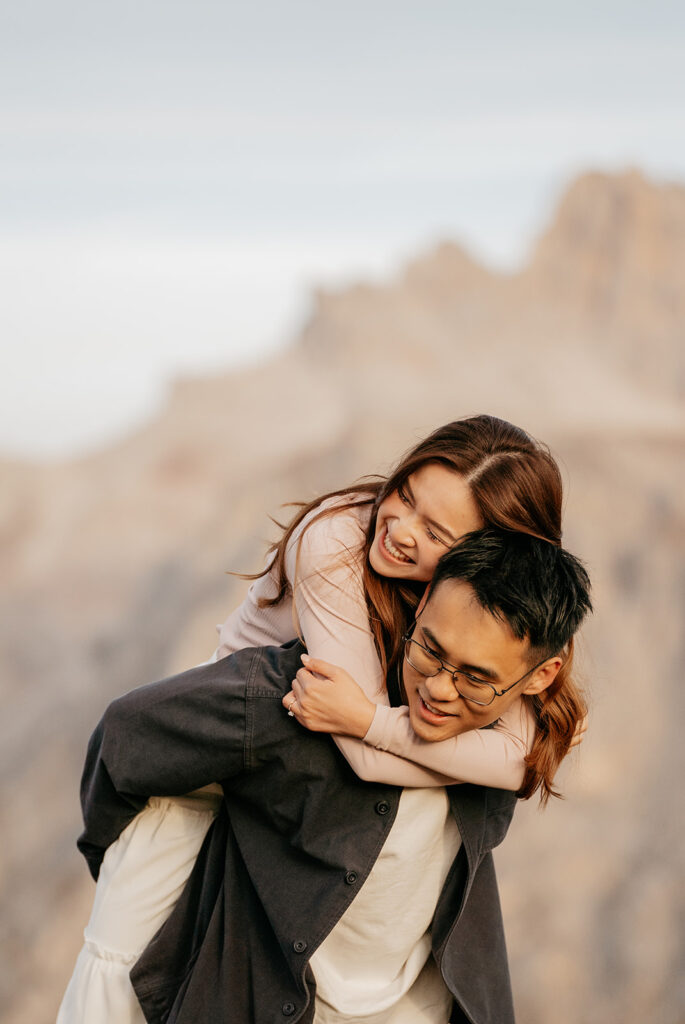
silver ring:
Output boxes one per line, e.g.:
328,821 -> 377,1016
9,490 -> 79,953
287,698 -> 297,717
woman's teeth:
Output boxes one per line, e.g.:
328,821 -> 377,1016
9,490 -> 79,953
384,530 -> 411,562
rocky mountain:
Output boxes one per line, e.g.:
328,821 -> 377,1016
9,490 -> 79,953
1,169 -> 683,1024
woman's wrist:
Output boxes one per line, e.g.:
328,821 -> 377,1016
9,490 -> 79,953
348,698 -> 376,739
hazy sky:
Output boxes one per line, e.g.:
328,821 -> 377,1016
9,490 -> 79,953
2,1 -> 685,457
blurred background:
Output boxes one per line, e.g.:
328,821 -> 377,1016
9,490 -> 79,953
1,2 -> 684,1022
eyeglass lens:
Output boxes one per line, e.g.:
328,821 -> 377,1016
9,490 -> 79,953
404,639 -> 495,706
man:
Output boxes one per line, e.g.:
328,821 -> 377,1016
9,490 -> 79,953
77,529 -> 591,1024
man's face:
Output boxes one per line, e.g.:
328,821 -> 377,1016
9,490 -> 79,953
402,579 -> 553,742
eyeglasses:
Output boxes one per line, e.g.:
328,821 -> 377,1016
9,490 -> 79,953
402,632 -> 551,707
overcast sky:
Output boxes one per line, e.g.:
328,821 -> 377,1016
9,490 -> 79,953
2,0 -> 685,457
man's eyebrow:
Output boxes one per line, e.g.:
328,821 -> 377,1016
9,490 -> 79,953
420,626 -> 500,682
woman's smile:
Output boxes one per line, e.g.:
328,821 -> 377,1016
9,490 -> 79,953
381,527 -> 413,564
368,463 -> 483,583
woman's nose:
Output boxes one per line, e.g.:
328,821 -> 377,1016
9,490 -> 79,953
392,510 -> 418,546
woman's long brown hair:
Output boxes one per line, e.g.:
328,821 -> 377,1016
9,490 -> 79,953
241,414 -> 586,803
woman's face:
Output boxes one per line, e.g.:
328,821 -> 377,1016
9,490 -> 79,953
368,463 -> 483,583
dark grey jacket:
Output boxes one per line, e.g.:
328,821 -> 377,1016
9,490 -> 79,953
78,640 -> 518,1024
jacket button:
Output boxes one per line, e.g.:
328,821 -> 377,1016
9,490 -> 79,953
293,939 -> 308,953
282,1002 -> 296,1016
345,870 -> 358,884
375,800 -> 391,815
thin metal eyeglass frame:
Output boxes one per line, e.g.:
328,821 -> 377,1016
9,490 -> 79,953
402,632 -> 552,707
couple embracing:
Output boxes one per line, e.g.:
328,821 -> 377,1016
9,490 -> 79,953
58,414 -> 592,1024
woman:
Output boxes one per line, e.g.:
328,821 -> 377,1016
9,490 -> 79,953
57,414 -> 585,1023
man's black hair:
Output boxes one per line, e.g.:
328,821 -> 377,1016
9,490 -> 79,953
429,529 -> 592,659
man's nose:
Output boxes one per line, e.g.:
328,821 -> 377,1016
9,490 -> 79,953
425,669 -> 461,702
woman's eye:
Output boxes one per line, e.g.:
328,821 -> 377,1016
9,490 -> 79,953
398,487 -> 410,505
426,527 -> 447,545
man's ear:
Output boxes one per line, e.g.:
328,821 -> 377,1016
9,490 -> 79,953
522,656 -> 562,697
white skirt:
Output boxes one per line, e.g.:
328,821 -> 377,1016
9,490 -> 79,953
57,791 -> 221,1024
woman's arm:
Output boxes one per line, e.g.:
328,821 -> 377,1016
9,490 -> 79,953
285,509 -> 532,789
285,653 -> 533,789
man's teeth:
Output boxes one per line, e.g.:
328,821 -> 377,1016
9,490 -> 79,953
384,531 -> 411,562
422,698 -> 447,716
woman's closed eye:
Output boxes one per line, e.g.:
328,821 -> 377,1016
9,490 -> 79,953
426,526 -> 447,544
397,483 -> 448,544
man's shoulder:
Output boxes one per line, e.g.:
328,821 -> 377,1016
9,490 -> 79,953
114,640 -> 307,719
242,639 -> 307,697
448,784 -> 517,856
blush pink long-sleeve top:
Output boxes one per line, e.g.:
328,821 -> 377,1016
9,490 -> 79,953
216,496 -> 534,789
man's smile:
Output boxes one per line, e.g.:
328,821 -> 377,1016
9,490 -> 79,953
417,694 -> 460,721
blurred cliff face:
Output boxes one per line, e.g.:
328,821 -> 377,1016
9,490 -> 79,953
1,169 -> 683,1024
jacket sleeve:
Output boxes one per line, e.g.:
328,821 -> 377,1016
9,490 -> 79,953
77,648 -> 255,880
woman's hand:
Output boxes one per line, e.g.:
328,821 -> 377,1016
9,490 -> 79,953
282,654 -> 376,738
